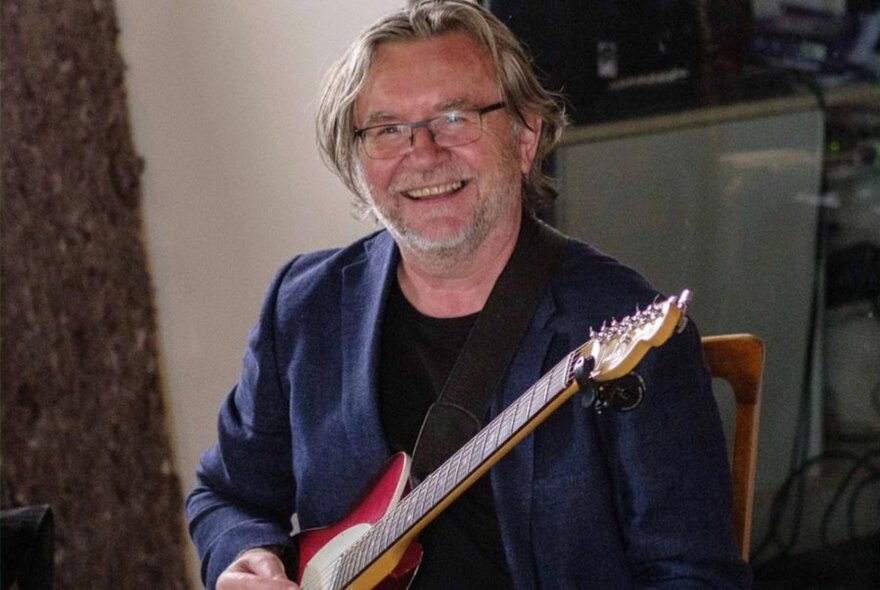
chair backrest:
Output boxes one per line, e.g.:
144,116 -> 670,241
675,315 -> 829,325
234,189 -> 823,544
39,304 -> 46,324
701,333 -> 764,561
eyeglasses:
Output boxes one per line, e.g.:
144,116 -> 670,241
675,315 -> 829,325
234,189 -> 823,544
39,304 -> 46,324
354,101 -> 506,159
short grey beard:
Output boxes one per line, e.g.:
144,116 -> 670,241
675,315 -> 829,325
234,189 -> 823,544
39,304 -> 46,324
380,201 -> 492,261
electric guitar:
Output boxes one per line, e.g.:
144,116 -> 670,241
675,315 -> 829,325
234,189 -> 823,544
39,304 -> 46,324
295,290 -> 692,589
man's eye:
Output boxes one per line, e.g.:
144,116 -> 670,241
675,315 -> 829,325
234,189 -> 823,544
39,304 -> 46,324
443,112 -> 473,124
377,125 -> 404,136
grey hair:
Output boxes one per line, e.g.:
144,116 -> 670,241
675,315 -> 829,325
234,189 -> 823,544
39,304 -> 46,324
315,0 -> 567,214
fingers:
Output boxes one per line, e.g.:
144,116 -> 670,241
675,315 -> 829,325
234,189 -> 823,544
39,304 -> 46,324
217,548 -> 300,590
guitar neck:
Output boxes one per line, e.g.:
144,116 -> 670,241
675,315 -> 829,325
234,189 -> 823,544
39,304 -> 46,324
334,349 -> 581,586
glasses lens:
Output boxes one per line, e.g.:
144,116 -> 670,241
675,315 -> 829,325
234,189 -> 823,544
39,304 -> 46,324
362,124 -> 409,159
430,112 -> 482,149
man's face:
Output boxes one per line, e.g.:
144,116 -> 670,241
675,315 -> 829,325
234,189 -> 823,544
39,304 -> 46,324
353,31 -> 540,257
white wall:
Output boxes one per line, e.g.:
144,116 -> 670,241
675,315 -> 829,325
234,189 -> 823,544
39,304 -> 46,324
115,2 -> 402,587
556,110 -> 826,496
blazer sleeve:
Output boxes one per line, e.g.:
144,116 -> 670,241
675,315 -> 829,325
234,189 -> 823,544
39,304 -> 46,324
598,320 -> 752,589
185,263 -> 298,589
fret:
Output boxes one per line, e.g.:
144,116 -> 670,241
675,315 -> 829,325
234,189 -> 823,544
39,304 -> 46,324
543,371 -> 558,401
534,375 -> 550,407
389,508 -> 406,547
336,553 -> 352,590
386,505 -> 402,543
513,389 -> 532,430
379,516 -> 396,558
351,546 -> 368,587
524,381 -> 540,418
351,548 -> 364,587
481,418 -> 501,461
444,450 -> 463,495
497,402 -> 515,441
545,364 -> 559,393
363,529 -> 382,566
358,531 -> 374,575
473,435 -> 490,471
377,507 -> 399,548
374,512 -> 395,559
421,468 -> 438,508
426,462 -> 443,506
408,476 -> 431,522
402,492 -> 418,532
448,446 -> 468,487
557,353 -> 579,389
348,534 -> 365,578
547,359 -> 562,391
440,457 -> 457,498
406,484 -> 428,528
430,460 -> 451,505
443,451 -> 459,491
469,429 -> 487,473
338,542 -> 356,585
546,364 -> 561,394
456,437 -> 476,477
553,354 -> 572,389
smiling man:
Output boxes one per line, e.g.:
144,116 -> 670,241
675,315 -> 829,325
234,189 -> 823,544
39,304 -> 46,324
186,2 -> 750,589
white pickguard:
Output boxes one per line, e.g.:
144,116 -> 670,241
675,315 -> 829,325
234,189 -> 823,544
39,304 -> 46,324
300,523 -> 371,590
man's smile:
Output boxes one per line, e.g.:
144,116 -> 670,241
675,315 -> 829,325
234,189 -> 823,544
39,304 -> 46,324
403,180 -> 466,199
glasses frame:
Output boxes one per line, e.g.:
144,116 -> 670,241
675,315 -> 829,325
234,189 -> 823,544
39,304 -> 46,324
354,101 -> 507,159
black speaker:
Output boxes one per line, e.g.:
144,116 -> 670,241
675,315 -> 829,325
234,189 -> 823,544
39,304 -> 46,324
491,1 -> 751,123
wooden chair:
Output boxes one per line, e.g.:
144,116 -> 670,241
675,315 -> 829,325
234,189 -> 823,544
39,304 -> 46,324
701,334 -> 764,560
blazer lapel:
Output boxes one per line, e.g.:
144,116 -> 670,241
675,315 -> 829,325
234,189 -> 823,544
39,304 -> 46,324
340,231 -> 399,475
490,287 -> 560,589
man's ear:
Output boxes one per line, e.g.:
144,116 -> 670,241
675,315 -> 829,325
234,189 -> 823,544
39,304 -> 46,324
517,113 -> 542,175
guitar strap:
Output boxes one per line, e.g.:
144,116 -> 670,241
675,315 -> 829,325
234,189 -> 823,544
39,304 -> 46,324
410,213 -> 568,484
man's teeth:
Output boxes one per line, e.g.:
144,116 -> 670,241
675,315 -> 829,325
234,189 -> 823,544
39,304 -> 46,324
407,181 -> 463,198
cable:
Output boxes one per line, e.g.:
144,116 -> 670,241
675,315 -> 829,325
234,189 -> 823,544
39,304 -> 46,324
847,471 -> 880,541
819,446 -> 880,546
752,446 -> 880,564
751,450 -> 866,563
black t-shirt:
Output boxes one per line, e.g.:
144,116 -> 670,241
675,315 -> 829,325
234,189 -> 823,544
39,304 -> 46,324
378,279 -> 513,589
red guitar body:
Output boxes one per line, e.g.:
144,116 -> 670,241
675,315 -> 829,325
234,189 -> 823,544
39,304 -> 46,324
296,453 -> 422,589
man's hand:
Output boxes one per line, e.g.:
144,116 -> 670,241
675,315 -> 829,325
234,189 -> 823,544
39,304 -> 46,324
217,547 -> 300,590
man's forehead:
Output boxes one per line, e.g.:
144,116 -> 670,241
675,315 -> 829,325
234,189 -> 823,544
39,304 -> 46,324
355,32 -> 498,123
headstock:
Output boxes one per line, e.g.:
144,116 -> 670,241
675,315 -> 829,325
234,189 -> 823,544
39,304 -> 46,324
575,289 -> 691,384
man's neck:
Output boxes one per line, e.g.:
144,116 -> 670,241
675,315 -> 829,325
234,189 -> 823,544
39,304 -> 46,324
396,213 -> 522,318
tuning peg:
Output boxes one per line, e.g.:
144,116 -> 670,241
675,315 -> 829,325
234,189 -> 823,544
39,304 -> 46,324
677,289 -> 692,310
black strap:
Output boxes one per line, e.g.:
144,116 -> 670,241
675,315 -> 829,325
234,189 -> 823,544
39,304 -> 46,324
411,214 -> 568,483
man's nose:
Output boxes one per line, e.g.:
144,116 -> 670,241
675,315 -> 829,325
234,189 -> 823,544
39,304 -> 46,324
409,125 -> 441,157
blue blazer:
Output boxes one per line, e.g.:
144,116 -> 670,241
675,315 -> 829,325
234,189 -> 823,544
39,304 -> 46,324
186,229 -> 750,589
